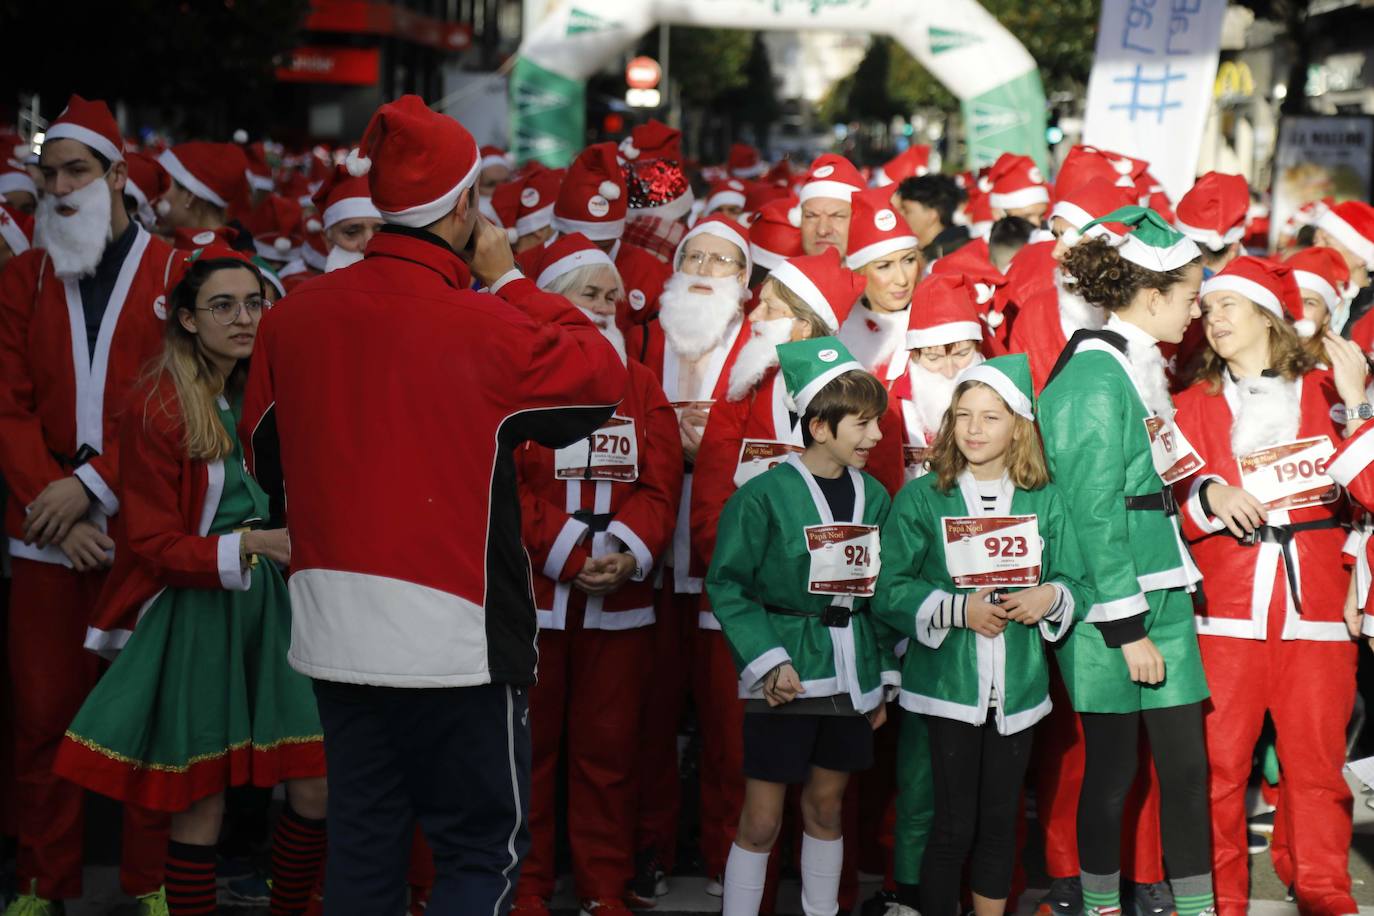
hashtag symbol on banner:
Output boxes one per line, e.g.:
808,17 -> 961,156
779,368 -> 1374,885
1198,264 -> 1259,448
1109,64 -> 1186,123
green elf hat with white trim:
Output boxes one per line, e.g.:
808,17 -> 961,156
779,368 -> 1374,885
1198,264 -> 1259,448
1080,205 -> 1201,273
955,352 -> 1035,420
777,336 -> 866,415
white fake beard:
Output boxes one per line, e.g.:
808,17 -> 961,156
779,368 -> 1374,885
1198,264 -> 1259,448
1055,269 -> 1104,335
34,175 -> 113,279
325,245 -> 364,273
579,307 -> 627,365
1125,340 -> 1175,419
910,355 -> 983,435
727,317 -> 793,401
657,271 -> 745,360
1230,374 -> 1301,456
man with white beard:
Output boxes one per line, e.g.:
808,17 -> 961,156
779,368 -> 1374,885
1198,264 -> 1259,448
0,94 -> 174,916
624,214 -> 752,900
891,273 -> 988,481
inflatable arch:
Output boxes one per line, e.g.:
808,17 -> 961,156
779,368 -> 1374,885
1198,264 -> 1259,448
509,0 -> 1050,171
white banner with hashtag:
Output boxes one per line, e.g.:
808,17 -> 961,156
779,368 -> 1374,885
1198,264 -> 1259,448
1081,0 -> 1227,203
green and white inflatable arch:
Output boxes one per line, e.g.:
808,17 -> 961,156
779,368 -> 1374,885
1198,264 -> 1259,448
510,0 -> 1049,172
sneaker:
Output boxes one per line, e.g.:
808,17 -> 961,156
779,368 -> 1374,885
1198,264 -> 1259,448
705,876 -> 724,897
1036,877 -> 1083,916
134,887 -> 169,916
580,900 -> 634,916
626,848 -> 665,908
1085,909 -> 1122,916
1131,881 -> 1176,916
2,882 -> 63,916
511,897 -> 551,916
222,872 -> 272,907
1248,830 -> 1270,854
862,890 -> 898,916
215,854 -> 258,886
1247,810 -> 1275,835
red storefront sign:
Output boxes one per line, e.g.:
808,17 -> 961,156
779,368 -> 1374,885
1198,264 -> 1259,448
304,1 -> 473,52
276,46 -> 381,85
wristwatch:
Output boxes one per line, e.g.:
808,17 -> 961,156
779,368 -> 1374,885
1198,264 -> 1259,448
1348,402 -> 1374,421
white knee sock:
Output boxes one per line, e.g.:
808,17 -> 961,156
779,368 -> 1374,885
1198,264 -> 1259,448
722,843 -> 770,916
800,833 -> 844,916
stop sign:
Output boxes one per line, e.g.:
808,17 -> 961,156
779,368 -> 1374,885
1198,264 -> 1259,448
626,56 -> 661,90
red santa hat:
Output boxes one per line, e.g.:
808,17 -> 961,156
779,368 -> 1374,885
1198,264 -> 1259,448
764,158 -> 794,188
479,145 -> 513,173
0,201 -> 33,256
749,196 -> 804,271
123,151 -> 171,213
674,214 -> 752,279
798,154 -> 864,205
533,231 -> 618,290
345,95 -> 481,228
873,145 -> 932,187
962,178 -> 995,237
744,180 -> 789,214
906,274 -> 984,349
45,95 -> 124,164
1286,245 -> 1354,314
245,193 -> 306,260
299,232 -> 328,272
704,179 -> 748,215
929,240 -> 1008,328
845,184 -> 918,269
1174,172 -> 1250,251
1051,177 -> 1137,247
1054,144 -> 1143,198
242,141 -> 275,193
165,240 -> 262,294
986,153 -> 1049,211
1316,200 -> 1374,269
492,165 -> 563,241
159,142 -> 251,211
619,120 -> 683,163
1135,170 -> 1175,222
554,142 -> 626,241
767,247 -> 866,332
0,161 -> 36,198
728,143 -> 767,179
311,164 -> 382,234
1200,255 -> 1308,333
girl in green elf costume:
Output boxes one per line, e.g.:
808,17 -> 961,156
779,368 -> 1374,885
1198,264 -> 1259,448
1038,207 -> 1215,916
874,352 -> 1089,916
707,336 -> 899,916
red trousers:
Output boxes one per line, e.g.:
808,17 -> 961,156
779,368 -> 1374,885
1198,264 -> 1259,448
9,558 -> 168,899
1199,619 -> 1357,916
634,585 -> 696,871
693,627 -> 746,878
515,613 -> 651,901
1034,667 -> 1164,884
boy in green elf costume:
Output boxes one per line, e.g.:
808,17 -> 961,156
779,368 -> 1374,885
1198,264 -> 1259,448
707,336 -> 899,916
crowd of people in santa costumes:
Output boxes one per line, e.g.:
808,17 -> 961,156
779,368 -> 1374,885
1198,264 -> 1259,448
9,87 -> 1374,916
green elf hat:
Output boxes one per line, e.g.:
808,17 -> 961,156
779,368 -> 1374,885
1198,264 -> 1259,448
955,352 -> 1035,420
777,336 -> 865,414
1080,205 -> 1201,273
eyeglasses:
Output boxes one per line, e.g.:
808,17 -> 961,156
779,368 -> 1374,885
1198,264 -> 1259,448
197,296 -> 266,326
680,250 -> 744,276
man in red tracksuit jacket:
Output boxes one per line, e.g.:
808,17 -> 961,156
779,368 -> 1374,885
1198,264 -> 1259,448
240,96 -> 627,916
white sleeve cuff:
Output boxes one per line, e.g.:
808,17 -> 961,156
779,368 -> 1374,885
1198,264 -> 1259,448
489,268 -> 524,294
1083,591 -> 1149,623
1039,582 -> 1075,643
741,645 -> 792,692
915,589 -> 955,649
217,532 -> 252,591
1184,474 -> 1227,535
607,520 -> 654,582
74,463 -> 119,516
542,517 -> 590,580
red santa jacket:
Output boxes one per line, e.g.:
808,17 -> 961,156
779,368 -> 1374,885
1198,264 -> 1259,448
241,229 -> 627,688
838,301 -> 910,388
689,366 -> 903,629
1002,238 -> 1057,314
85,379 -> 253,657
517,359 -> 682,630
0,225 -> 175,564
1007,283 -> 1072,394
886,365 -> 942,482
1172,368 -> 1352,641
628,315 -> 749,593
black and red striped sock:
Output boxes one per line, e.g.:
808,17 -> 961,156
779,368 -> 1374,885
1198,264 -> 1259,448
165,840 -> 217,915
269,805 -> 327,915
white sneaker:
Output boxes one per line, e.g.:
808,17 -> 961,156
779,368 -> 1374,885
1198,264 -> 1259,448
705,876 -> 724,897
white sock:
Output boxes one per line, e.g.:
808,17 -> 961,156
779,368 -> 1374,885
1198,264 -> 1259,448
722,843 -> 770,916
800,833 -> 844,916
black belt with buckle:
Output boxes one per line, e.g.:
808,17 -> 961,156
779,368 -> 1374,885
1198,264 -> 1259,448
765,603 -> 862,628
51,443 -> 99,470
1235,518 -> 1345,617
1124,488 -> 1178,516
572,510 -> 614,533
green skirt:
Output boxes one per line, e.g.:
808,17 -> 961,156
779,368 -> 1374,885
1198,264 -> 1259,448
1056,587 -> 1210,714
54,563 -> 324,812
